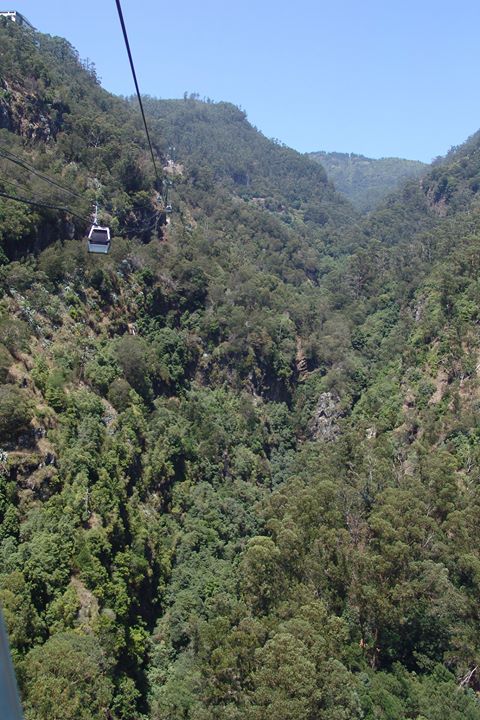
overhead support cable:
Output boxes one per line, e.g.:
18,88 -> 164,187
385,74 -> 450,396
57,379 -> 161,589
0,173 -> 64,203
0,145 -> 84,199
114,0 -> 162,187
0,190 -> 90,224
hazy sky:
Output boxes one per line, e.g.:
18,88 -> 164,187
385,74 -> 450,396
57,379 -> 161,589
12,0 -> 480,162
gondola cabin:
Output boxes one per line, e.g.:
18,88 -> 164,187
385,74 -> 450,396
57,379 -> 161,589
87,224 -> 111,254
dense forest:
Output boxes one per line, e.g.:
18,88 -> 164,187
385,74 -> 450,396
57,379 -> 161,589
309,151 -> 427,212
2,17 -> 480,720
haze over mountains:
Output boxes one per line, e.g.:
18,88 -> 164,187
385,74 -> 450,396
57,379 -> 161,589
2,16 -> 480,720
309,151 -> 428,212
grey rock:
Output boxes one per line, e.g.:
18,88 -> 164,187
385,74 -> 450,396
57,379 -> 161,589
308,391 -> 341,441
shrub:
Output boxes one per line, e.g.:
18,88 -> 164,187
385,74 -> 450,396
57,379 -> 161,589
0,318 -> 30,355
107,378 -> 133,411
0,385 -> 32,439
0,343 -> 12,383
113,334 -> 152,400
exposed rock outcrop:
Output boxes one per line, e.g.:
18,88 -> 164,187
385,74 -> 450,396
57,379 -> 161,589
0,78 -> 66,142
308,391 -> 342,441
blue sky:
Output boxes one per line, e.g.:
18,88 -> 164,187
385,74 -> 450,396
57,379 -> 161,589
12,0 -> 480,162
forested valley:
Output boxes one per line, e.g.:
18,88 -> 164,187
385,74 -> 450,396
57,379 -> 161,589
3,18 -> 480,720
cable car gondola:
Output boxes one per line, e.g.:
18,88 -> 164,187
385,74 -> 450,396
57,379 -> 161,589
88,224 -> 111,254
87,204 -> 111,254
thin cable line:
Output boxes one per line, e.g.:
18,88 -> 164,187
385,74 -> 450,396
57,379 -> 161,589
124,212 -> 161,236
0,173 -> 63,203
0,190 -> 90,223
114,0 -> 162,188
0,145 -> 84,199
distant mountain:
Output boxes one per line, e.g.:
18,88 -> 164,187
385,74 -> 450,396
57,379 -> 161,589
308,150 -> 427,212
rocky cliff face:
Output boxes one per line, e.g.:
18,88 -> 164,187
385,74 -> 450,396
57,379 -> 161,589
0,77 -> 65,142
308,391 -> 342,441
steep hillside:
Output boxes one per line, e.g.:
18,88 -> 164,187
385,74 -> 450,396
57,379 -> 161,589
142,97 -> 356,228
0,21 -> 169,255
309,150 -> 427,212
3,17 -> 480,720
0,17 -> 357,261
